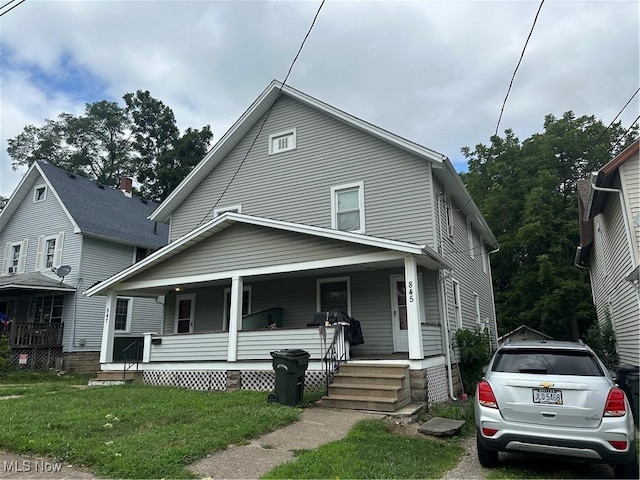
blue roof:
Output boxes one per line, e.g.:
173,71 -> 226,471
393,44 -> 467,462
38,162 -> 169,249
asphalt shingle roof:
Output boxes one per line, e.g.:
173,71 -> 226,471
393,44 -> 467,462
0,272 -> 75,291
38,162 -> 169,249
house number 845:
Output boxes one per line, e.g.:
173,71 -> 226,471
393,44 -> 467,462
408,281 -> 414,303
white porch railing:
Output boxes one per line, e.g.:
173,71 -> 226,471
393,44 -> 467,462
143,326 -> 349,363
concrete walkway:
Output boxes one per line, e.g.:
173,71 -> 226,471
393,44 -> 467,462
188,407 -> 383,479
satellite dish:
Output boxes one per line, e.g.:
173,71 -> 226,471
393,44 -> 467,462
52,265 -> 71,283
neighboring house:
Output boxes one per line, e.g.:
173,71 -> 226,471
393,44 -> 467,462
497,324 -> 552,347
87,80 -> 499,408
0,162 -> 168,372
576,139 -> 640,367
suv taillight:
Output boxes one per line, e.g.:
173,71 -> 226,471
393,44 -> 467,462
603,388 -> 626,417
478,380 -> 498,409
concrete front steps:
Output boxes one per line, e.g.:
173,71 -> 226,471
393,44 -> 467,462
88,370 -> 142,386
321,363 -> 411,412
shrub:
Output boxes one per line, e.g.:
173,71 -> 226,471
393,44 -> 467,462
455,327 -> 491,395
0,334 -> 10,370
584,308 -> 619,369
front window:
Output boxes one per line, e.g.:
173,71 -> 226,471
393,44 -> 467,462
331,181 -> 365,233
30,294 -> 64,324
115,298 -> 132,332
317,277 -> 351,315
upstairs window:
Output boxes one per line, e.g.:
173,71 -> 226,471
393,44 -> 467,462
467,219 -> 474,259
268,128 -> 296,155
453,279 -> 462,329
135,247 -> 150,263
445,194 -> 454,238
44,237 -> 56,269
331,181 -> 365,233
33,184 -> 47,203
36,233 -> 64,271
4,240 -> 27,275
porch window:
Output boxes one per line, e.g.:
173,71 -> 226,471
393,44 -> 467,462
30,294 -> 64,324
317,277 -> 351,315
175,294 -> 195,334
115,297 -> 132,332
452,279 -> 462,329
223,286 -> 251,330
331,181 -> 365,233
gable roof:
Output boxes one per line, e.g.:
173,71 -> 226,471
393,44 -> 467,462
85,212 -> 453,297
149,80 -> 498,249
0,162 -> 169,249
497,324 -> 553,343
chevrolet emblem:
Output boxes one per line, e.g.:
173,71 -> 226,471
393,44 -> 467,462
540,382 -> 554,388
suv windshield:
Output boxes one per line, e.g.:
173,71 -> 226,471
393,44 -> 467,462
492,349 -> 604,376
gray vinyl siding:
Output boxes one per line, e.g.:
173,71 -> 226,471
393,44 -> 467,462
590,183 -> 639,366
76,236 -> 163,351
134,223 -> 385,283
432,180 -> 497,358
421,269 -> 444,357
620,157 -> 640,266
170,95 -> 433,246
0,174 -> 81,352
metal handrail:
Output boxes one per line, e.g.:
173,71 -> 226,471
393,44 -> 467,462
121,340 -> 143,382
322,324 -> 348,396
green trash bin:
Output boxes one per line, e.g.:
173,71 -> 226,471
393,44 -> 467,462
270,349 -> 310,406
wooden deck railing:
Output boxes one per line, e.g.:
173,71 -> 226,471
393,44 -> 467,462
7,322 -> 64,348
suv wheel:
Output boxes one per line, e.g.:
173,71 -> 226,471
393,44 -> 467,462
613,453 -> 639,479
476,435 -> 499,468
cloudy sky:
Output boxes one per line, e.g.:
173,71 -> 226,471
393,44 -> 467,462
1,0 -> 638,198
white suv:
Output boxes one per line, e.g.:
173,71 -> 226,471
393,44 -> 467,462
475,340 -> 638,478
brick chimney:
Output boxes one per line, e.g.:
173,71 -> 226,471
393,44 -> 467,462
119,177 -> 133,198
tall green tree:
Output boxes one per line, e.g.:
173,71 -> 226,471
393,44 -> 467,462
7,92 -> 212,202
462,112 -> 637,340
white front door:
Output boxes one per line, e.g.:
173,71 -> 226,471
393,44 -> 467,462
174,294 -> 195,333
390,275 -> 409,352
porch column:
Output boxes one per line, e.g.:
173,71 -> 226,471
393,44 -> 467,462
227,276 -> 243,362
404,256 -> 424,360
99,291 -> 118,364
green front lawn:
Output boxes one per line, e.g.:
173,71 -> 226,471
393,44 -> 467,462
0,380 -> 300,479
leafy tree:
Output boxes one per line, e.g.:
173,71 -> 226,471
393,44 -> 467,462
584,308 -> 619,369
7,92 -> 212,202
462,112 -> 637,340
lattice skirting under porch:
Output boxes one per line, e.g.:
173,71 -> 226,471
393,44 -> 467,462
142,370 -> 327,392
10,347 -> 62,370
426,364 -> 449,404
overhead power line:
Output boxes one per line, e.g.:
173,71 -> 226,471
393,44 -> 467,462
584,87 -> 639,157
494,0 -> 545,138
593,114 -> 640,166
0,0 -> 27,18
194,0 -> 326,229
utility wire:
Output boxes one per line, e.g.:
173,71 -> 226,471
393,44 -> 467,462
494,0 -> 545,138
593,114 -> 640,166
0,0 -> 26,17
194,0 -> 325,229
584,87 -> 639,157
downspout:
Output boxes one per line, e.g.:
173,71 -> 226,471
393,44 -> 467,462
70,277 -> 83,353
437,190 -> 457,400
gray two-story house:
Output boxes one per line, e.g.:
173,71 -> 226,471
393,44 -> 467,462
87,81 -> 499,408
0,161 -> 168,372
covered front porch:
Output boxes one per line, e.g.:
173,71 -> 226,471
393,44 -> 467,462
88,214 -> 457,405
0,272 -> 75,369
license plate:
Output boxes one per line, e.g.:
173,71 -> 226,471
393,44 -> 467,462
533,388 -> 563,405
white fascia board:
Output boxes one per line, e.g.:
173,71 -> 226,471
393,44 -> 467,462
34,163 -> 82,234
583,172 -> 599,221
150,81 -> 281,223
